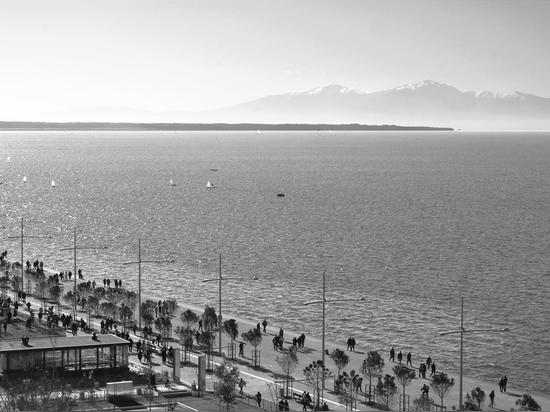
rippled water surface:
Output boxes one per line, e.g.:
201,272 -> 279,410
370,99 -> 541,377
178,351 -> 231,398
1,131 -> 549,394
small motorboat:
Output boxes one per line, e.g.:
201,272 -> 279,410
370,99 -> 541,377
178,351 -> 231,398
277,193 -> 285,197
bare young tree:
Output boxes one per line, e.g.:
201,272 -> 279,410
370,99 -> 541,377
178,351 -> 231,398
303,360 -> 332,410
330,348 -> 350,391
393,365 -> 416,411
276,345 -> 299,398
375,374 -> 398,410
241,328 -> 263,367
429,373 -> 454,408
360,351 -> 385,401
223,318 -> 239,359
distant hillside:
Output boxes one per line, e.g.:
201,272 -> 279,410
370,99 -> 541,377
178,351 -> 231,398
201,81 -> 550,130
0,121 -> 452,131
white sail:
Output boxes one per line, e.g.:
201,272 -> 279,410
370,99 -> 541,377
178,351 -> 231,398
7,156 -> 10,163
170,179 -> 175,186
51,180 -> 56,188
23,176 -> 27,183
206,180 -> 215,188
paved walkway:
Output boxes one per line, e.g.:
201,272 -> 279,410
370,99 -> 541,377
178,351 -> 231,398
6,281 -> 550,411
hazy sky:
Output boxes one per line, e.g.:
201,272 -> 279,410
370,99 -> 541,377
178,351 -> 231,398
1,0 -> 549,119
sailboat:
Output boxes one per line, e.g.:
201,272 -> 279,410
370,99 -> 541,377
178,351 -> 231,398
7,156 -> 10,163
170,179 -> 176,186
51,180 -> 56,188
23,176 -> 27,183
206,180 -> 215,188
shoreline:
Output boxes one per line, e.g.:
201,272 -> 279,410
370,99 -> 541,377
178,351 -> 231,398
4,261 -> 550,410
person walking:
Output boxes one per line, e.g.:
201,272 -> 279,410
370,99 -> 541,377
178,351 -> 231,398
238,378 -> 246,395
406,352 -> 412,367
389,347 -> 395,362
255,391 -> 262,407
397,351 -> 403,364
489,390 -> 495,407
262,319 -> 268,333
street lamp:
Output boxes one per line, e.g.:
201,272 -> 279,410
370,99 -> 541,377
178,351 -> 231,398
202,253 -> 243,357
7,217 -> 52,296
304,271 -> 365,407
439,296 -> 509,410
122,238 -> 175,330
60,227 -> 107,318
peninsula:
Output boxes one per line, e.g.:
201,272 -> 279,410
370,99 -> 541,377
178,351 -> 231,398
0,121 -> 453,132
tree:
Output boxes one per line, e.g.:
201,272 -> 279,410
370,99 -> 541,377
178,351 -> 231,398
463,387 -> 485,411
119,305 -> 134,332
201,306 -> 218,369
154,316 -> 172,343
375,374 -> 398,410
202,306 -> 218,331
214,361 -> 240,411
393,365 -> 416,411
361,350 -> 385,400
86,295 -> 100,317
276,346 -> 298,398
516,394 -> 541,411
330,348 -> 350,391
99,302 -> 117,320
175,326 -> 194,364
180,309 -> 199,329
303,360 -> 332,410
241,328 -> 262,367
336,371 -> 356,411
223,319 -> 239,359
429,373 -> 454,408
1,377 -> 77,411
63,291 -> 76,310
164,299 -> 178,317
412,395 -> 433,412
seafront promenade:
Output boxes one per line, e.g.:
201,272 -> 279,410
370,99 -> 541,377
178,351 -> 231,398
1,259 -> 549,411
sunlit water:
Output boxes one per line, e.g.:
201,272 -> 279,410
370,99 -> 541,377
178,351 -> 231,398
1,131 -> 549,394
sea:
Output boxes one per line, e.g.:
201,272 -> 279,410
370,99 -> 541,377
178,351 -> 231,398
0,131 -> 549,395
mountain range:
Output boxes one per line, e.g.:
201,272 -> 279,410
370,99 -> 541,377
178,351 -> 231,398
45,80 -> 550,130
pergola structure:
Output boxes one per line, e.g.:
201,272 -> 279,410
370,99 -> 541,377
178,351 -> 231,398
0,334 -> 129,374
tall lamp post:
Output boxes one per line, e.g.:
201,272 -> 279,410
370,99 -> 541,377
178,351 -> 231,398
60,227 -> 107,318
122,238 -> 174,330
202,253 -> 243,356
8,217 -> 52,296
439,296 -> 509,410
304,271 -> 365,406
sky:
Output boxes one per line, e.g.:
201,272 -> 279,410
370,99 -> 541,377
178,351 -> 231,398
1,0 -> 549,120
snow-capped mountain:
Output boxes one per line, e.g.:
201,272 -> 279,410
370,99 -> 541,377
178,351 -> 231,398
203,81 -> 550,130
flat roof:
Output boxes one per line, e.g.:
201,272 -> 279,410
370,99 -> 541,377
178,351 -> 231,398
0,334 -> 129,353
